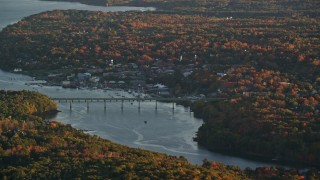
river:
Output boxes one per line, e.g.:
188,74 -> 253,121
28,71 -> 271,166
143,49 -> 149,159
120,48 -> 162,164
0,0 -> 280,169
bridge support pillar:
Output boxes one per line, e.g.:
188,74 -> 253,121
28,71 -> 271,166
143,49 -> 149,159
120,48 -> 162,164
104,100 -> 106,110
121,100 -> 124,110
155,100 -> 157,110
172,102 -> 175,110
70,101 -> 72,111
87,101 -> 89,110
138,99 -> 141,110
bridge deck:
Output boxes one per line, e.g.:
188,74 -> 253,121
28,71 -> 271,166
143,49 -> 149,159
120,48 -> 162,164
51,97 -> 226,102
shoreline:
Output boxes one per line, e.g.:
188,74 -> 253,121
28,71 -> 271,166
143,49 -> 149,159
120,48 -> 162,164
196,144 -> 317,170
40,0 -> 156,11
35,109 -> 61,119
40,0 -> 143,8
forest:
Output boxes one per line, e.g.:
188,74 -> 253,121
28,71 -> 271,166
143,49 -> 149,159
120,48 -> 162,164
0,0 -> 319,177
1,90 -> 314,179
0,10 -> 318,79
0,8 -> 319,168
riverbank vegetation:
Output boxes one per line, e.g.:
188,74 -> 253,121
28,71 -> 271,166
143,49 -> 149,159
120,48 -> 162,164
2,90 -> 312,179
0,0 -> 319,172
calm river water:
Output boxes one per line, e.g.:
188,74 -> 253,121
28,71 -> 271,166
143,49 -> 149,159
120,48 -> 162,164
0,0 -> 281,169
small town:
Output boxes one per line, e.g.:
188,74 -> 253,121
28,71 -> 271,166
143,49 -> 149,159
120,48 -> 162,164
30,59 -> 226,99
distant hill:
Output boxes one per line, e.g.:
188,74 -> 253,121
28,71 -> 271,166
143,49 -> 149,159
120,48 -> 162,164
41,0 -> 320,17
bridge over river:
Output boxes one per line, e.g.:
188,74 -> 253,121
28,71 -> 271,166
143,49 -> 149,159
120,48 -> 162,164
51,97 -> 226,111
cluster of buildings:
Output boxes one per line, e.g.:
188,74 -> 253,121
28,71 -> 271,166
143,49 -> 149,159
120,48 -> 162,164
38,57 -> 228,98
42,60 -> 196,97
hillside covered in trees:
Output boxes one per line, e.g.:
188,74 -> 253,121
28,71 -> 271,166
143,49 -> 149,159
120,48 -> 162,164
0,90 -> 244,179
0,10 -> 318,79
2,91 -> 314,179
42,0 -> 320,18
1,0 -> 320,176
0,7 -> 319,168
